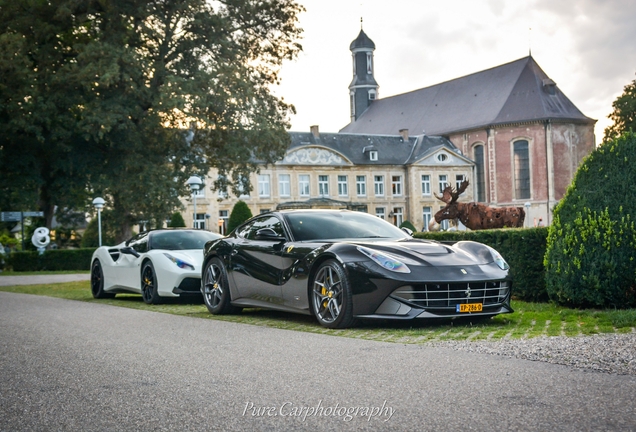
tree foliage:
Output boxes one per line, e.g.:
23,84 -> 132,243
167,212 -> 186,228
544,132 -> 636,308
0,0 -> 303,242
604,74 -> 636,142
227,200 -> 253,233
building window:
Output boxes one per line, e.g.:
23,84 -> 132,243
439,206 -> 449,231
474,145 -> 486,202
437,153 -> 448,162
391,175 -> 403,196
513,140 -> 530,199
194,213 -> 205,230
369,151 -> 378,161
376,207 -> 385,219
455,174 -> 466,192
350,93 -> 355,117
421,174 -> 431,195
368,90 -> 376,100
422,207 -> 432,231
356,175 -> 366,196
257,174 -> 270,198
193,187 -> 205,198
374,175 -> 384,196
318,175 -> 329,197
366,52 -> 372,74
337,175 -> 348,196
392,207 -> 403,227
278,174 -> 290,197
438,174 -> 448,193
238,176 -> 250,198
299,174 -> 310,197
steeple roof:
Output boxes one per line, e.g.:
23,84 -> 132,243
350,29 -> 375,50
340,56 -> 595,136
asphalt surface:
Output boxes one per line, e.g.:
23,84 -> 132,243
1,292 -> 635,431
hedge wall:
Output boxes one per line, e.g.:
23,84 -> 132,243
8,248 -> 95,272
413,227 -> 549,302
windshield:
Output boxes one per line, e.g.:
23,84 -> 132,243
283,211 -> 409,242
150,230 -> 219,250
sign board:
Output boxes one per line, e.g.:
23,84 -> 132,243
0,211 -> 44,222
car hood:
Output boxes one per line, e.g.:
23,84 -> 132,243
349,239 -> 492,267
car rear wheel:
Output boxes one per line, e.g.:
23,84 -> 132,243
91,260 -> 115,299
141,261 -> 161,305
311,260 -> 357,329
202,257 -> 239,314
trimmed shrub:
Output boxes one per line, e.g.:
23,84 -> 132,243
415,227 -> 549,302
227,201 -> 253,233
168,212 -> 186,228
545,132 -> 636,308
8,248 -> 95,271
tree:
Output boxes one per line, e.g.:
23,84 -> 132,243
168,212 -> 186,228
604,74 -> 636,142
544,132 -> 636,308
227,201 -> 253,233
0,0 -> 304,241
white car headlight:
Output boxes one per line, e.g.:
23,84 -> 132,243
163,253 -> 195,270
357,246 -> 411,274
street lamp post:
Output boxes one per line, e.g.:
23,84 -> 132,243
92,197 -> 105,246
186,176 -> 203,229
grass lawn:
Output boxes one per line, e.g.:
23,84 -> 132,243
1,280 -> 635,343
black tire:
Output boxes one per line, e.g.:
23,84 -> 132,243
310,260 -> 357,329
91,260 -> 115,299
202,257 -> 239,314
141,261 -> 161,305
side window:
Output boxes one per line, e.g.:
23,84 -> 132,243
128,232 -> 149,253
245,216 -> 285,240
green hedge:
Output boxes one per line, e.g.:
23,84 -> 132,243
7,248 -> 95,272
414,227 -> 549,302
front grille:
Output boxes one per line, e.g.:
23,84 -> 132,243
393,281 -> 509,309
176,278 -> 202,293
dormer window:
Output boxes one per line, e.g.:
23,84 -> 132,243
437,153 -> 448,162
369,151 -> 378,161
368,90 -> 376,100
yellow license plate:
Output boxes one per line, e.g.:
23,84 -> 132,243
457,303 -> 483,313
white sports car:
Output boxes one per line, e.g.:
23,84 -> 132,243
90,229 -> 222,304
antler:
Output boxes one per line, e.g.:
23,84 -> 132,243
433,179 -> 470,204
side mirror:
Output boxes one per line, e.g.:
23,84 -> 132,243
120,246 -> 140,258
255,228 -> 285,241
401,227 -> 414,236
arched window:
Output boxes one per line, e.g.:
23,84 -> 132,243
513,140 -> 530,199
473,144 -> 486,202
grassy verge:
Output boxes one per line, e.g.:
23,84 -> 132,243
0,270 -> 90,275
1,281 -> 635,343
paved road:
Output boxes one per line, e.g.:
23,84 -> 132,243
0,273 -> 90,286
1,292 -> 634,431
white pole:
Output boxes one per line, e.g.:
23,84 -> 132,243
97,208 -> 102,246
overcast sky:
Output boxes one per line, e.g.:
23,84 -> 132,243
274,0 -> 636,144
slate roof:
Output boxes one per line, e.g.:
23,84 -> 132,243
286,131 -> 462,165
350,29 -> 375,50
340,56 -> 595,136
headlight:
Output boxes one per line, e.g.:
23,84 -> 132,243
487,246 -> 509,270
163,253 -> 195,270
357,246 -> 411,273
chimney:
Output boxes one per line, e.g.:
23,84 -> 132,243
310,125 -> 319,139
399,129 -> 409,141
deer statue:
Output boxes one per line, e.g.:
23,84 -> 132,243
429,180 -> 525,230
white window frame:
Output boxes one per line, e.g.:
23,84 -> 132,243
356,175 -> 366,196
456,174 -> 466,193
299,174 -> 310,197
422,206 -> 432,231
257,174 -> 270,198
337,175 -> 348,197
369,151 -> 378,161
392,207 -> 404,227
375,207 -> 385,219
278,174 -> 290,198
194,213 -> 205,230
391,175 -> 403,196
421,174 -> 431,196
318,175 -> 329,197
438,174 -> 448,194
374,175 -> 384,196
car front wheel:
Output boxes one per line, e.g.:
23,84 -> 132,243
91,260 -> 115,299
141,261 -> 161,305
311,260 -> 357,329
202,257 -> 239,314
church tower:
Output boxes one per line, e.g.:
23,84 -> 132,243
349,28 -> 378,122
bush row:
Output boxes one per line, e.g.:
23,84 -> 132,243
8,248 -> 95,272
413,228 -> 549,302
